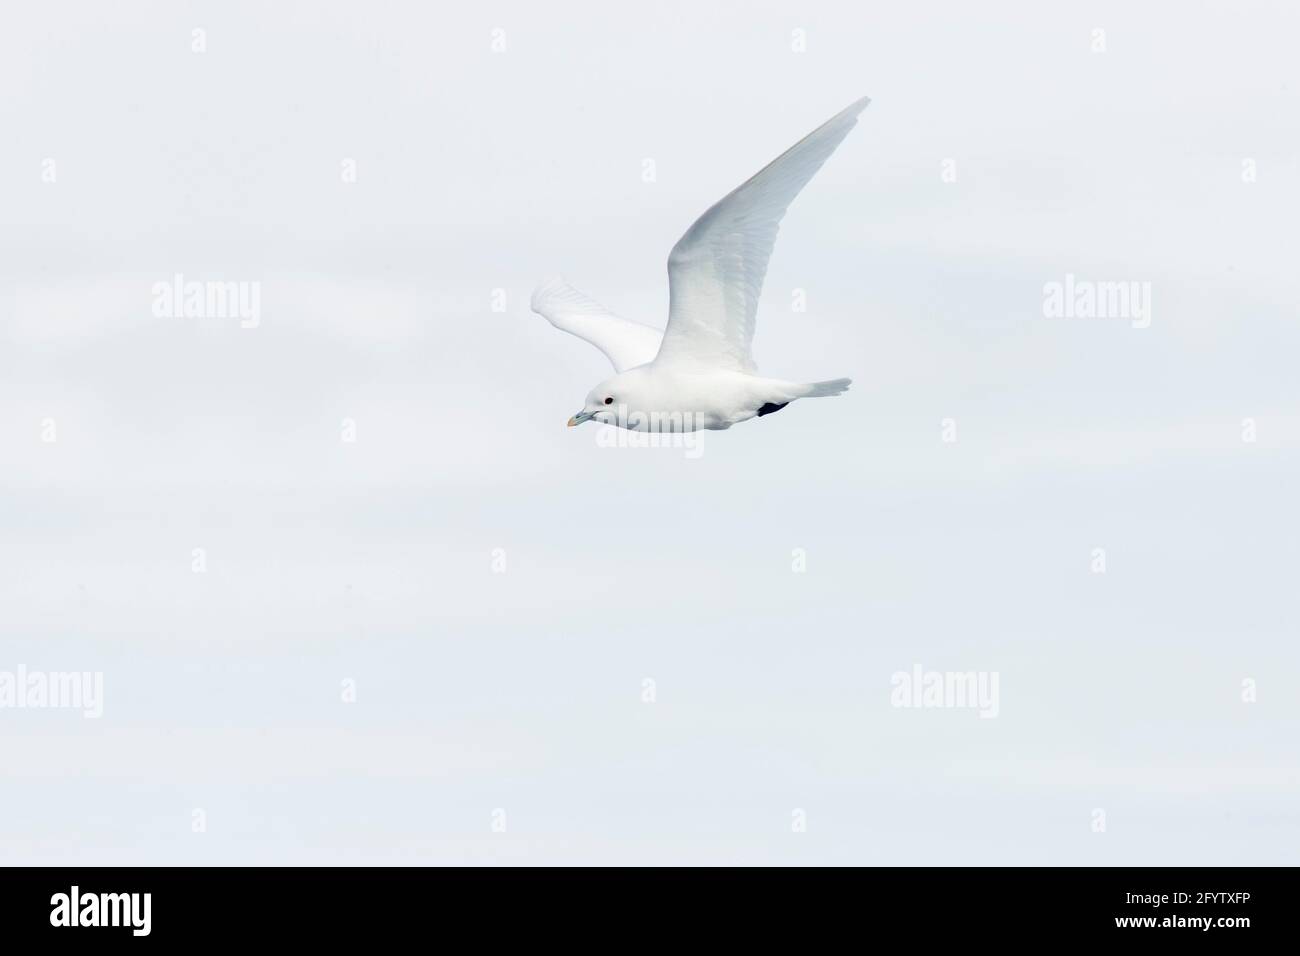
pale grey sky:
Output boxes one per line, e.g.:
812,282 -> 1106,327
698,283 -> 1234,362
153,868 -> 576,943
1,1 -> 1297,864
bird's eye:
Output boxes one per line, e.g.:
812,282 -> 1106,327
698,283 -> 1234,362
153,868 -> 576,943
604,397 -> 613,405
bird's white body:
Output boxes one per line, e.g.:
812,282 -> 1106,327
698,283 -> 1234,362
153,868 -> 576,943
531,97 -> 869,433
583,365 -> 849,433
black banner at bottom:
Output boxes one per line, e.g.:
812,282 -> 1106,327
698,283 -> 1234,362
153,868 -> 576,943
0,867 -> 1285,942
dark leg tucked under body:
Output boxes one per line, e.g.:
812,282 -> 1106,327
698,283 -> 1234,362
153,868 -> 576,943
757,401 -> 789,417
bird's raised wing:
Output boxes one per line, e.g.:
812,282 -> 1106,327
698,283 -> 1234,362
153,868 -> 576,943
530,276 -> 662,372
656,97 -> 870,372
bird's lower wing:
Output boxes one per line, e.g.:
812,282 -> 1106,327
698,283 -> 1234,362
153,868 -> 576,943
530,276 -> 662,373
656,96 -> 870,372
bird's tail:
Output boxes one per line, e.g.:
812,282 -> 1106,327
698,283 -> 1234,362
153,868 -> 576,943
800,377 -> 852,398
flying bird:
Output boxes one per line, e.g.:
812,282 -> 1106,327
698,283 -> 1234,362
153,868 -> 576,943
532,97 -> 869,432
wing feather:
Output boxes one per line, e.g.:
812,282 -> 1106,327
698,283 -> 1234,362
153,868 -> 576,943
530,277 -> 662,372
656,97 -> 870,371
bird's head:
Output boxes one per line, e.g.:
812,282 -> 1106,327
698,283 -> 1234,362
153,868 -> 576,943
567,375 -> 623,427
568,371 -> 643,427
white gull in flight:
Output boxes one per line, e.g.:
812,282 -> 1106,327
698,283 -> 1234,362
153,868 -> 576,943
532,96 -> 870,433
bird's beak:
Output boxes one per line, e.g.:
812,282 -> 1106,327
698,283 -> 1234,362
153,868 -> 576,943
567,410 -> 595,427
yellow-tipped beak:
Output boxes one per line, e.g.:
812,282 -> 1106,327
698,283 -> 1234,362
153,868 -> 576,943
568,410 -> 594,427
